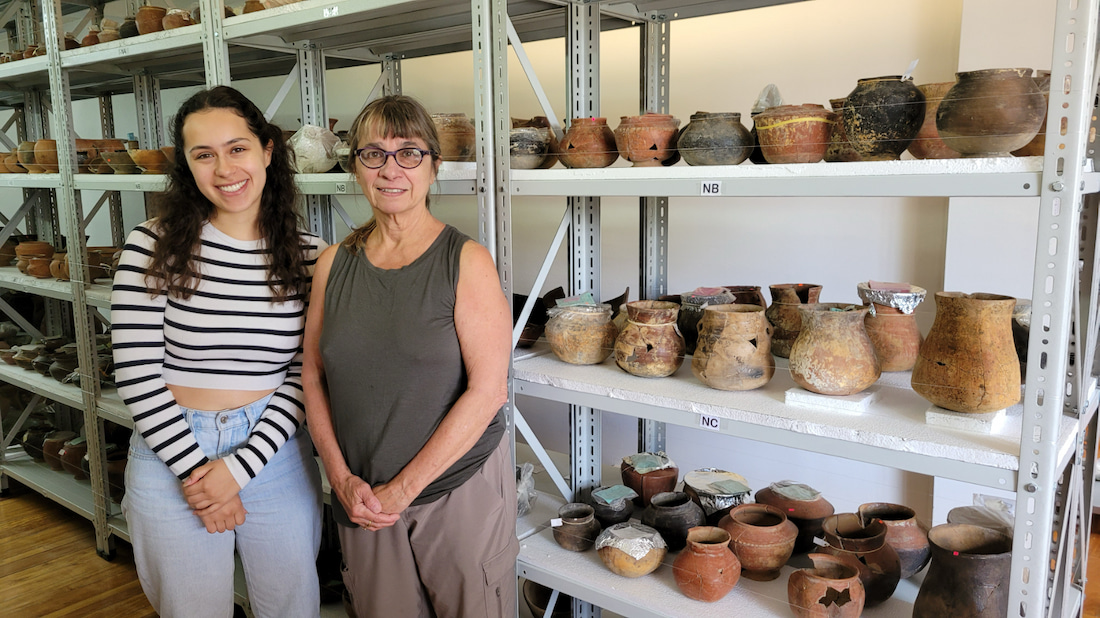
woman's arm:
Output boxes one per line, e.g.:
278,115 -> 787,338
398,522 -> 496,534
370,240 -> 510,520
302,244 -> 394,529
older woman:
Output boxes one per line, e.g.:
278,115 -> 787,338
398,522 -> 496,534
302,95 -> 517,617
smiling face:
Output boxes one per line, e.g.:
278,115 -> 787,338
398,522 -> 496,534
182,107 -> 273,227
355,132 -> 439,218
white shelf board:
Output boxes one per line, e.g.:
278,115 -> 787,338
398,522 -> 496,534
86,282 -> 112,309
97,389 -> 132,428
0,359 -> 86,408
74,174 -> 167,192
0,55 -> 49,80
60,26 -> 204,69
1,448 -> 95,521
514,353 -> 1076,489
518,525 -> 922,618
0,173 -> 61,188
0,266 -> 74,301
511,157 -> 1055,198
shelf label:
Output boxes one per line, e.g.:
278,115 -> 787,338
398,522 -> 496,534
700,181 -> 722,196
323,5 -> 340,18
698,414 -> 721,431
117,47 -> 129,56
335,183 -> 347,193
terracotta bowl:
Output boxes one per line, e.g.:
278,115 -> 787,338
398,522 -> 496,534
4,153 -> 25,173
15,241 -> 54,260
129,148 -> 170,174
74,138 -> 97,173
18,141 -> 43,173
86,155 -> 113,174
102,150 -> 139,174
162,9 -> 194,29
27,257 -> 52,278
50,252 -> 68,280
136,5 -> 168,35
160,145 -> 176,164
33,139 -> 58,173
93,138 -> 128,153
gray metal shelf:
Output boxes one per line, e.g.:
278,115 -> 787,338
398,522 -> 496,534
96,390 -> 131,429
0,265 -> 113,305
0,354 -> 86,409
1,447 -> 96,521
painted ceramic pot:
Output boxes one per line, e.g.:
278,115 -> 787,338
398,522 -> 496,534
908,82 -> 959,159
820,513 -> 901,608
754,104 -> 835,164
430,113 -> 476,162
552,503 -> 602,552
936,68 -> 1045,157
789,303 -> 881,396
857,282 -> 926,372
842,75 -> 925,161
545,304 -> 617,365
912,524 -> 1012,618
614,113 -> 680,167
672,526 -> 741,602
640,491 -> 706,551
755,481 -> 834,554
614,300 -> 685,378
911,292 -> 1021,413
787,553 -> 866,618
512,116 -> 560,168
858,502 -> 930,579
559,117 -> 618,168
509,127 -> 552,169
765,283 -> 822,358
135,5 -> 167,35
1012,70 -> 1052,157
824,98 -> 861,162
718,503 -> 798,581
678,112 -> 752,166
692,304 -> 775,391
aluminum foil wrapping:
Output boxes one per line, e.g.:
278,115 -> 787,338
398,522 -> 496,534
684,468 -> 751,516
857,282 -> 927,315
594,522 -> 666,561
622,451 -> 675,474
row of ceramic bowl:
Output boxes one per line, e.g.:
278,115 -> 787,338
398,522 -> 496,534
20,425 -> 128,503
0,139 -> 171,174
6,240 -> 121,281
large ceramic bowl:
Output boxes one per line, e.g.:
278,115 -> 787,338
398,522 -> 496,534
129,149 -> 170,174
102,150 -> 139,174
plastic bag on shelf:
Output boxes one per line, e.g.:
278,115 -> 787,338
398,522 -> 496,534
751,83 -> 784,114
946,495 -> 1015,538
516,462 -> 537,517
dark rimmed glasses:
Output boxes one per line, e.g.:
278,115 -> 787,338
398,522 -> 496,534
355,147 -> 434,169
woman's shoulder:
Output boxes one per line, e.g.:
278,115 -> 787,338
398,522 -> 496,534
124,218 -> 162,247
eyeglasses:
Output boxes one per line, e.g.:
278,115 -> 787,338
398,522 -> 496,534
355,147 -> 434,169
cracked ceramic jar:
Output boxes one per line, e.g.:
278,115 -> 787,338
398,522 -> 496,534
755,481 -> 834,554
719,503 -> 798,582
936,68 -> 1045,157
692,304 -> 774,391
614,113 -> 681,167
558,117 -> 618,168
911,292 -> 1021,413
820,513 -> 901,608
908,82 -> 959,159
824,98 -> 861,162
765,283 -> 822,358
678,287 -> 736,354
912,524 -> 1011,618
857,282 -> 926,372
511,116 -> 559,168
754,104 -> 835,164
789,303 -> 881,396
858,502 -> 930,579
614,300 -> 685,378
787,553 -> 866,618
842,75 -> 925,161
545,304 -> 617,365
672,526 -> 742,603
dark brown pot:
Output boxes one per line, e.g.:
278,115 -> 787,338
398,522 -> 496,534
765,283 -> 822,358
754,104 -> 834,164
1012,70 -> 1052,157
718,503 -> 798,581
789,303 -> 881,396
430,113 -> 475,162
678,112 -> 752,166
60,437 -> 88,480
678,287 -> 735,354
911,292 -> 1021,413
692,305 -> 775,392
936,68 -> 1045,157
614,300 -> 685,378
42,430 -> 77,471
552,503 -> 601,552
858,502 -> 930,579
672,526 -> 741,602
512,116 -> 560,168
787,553 -> 866,618
912,524 -> 1011,618
908,82 -> 959,159
754,482 -> 834,554
585,485 -> 635,528
842,76 -> 925,161
21,425 -> 53,461
824,98 -> 862,162
119,17 -> 139,38
559,117 -> 618,169
135,5 -> 167,35
820,513 -> 901,608
614,113 -> 680,167
640,491 -> 705,552
620,454 -> 678,508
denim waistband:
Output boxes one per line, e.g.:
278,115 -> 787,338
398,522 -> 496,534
181,391 -> 276,431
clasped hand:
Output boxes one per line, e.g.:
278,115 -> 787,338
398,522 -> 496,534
333,475 -> 411,531
183,459 -> 245,533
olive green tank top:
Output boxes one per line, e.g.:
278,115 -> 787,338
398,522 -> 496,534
320,225 -> 504,526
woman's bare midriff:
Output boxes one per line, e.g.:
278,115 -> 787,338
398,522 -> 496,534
168,384 -> 276,412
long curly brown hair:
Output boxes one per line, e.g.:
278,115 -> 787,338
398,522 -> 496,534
145,86 -> 307,302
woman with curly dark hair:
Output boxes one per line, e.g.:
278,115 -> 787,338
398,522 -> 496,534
112,85 -> 325,617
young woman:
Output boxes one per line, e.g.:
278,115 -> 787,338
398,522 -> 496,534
112,86 -> 324,618
302,95 -> 517,617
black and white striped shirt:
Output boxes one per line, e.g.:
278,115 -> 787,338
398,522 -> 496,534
111,220 -> 325,487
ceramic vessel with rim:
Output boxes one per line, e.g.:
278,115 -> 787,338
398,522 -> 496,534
620,453 -> 678,508
754,104 -> 835,164
595,522 -> 667,578
787,553 -> 866,618
842,75 -> 926,161
692,304 -> 775,391
585,485 -> 635,528
552,503 -> 602,552
824,98 -> 861,162
672,526 -> 741,602
430,113 -> 476,162
789,303 -> 881,396
678,287 -> 735,354
936,68 -> 1045,157
765,283 -> 822,358
718,503 -> 798,581
613,113 -> 681,167
908,82 -> 959,159
858,502 -> 930,579
640,491 -> 706,551
545,304 -> 617,365
135,5 -> 167,35
755,481 -> 834,554
912,524 -> 1012,618
558,117 -> 618,168
820,513 -> 901,608
678,111 -> 752,166
614,300 -> 685,378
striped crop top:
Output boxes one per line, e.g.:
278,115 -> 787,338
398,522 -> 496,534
111,220 -> 326,488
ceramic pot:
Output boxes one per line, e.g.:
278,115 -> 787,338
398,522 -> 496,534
748,112 -> 770,164
789,303 -> 881,396
682,468 -> 751,525
18,141 -> 43,173
74,139 -> 97,173
842,76 -> 925,161
585,485 -> 635,528
1012,70 -> 1052,157
21,45 -> 37,60
824,98 -> 861,162
12,345 -> 43,369
641,491 -> 706,552
509,127 -> 552,169
723,285 -> 766,308
81,31 -> 101,47
136,5 -> 167,34
820,513 -> 901,608
908,82 -> 959,159
614,113 -> 680,167
552,503 -> 602,552
787,553 -> 866,618
857,282 -> 926,372
15,241 -> 53,264
63,34 -> 80,50
911,292 -> 1021,413
60,437 -> 88,479
936,68 -> 1045,157
755,481 -> 835,554
33,140 -> 58,173
93,138 -> 127,153
102,150 -> 139,174
4,153 -> 25,173
620,452 -> 678,507
42,430 -> 77,471
27,257 -> 52,279
672,526 -> 741,602
21,425 -> 52,460
858,502 -> 930,579
754,104 -> 835,164
912,524 -> 1012,618
129,148 -> 170,174
595,522 -> 667,578
765,283 -> 822,358
243,0 -> 265,12
614,300 -> 685,378
430,113 -> 475,162
559,117 -> 618,168
98,29 -> 121,42
719,503 -> 797,581
522,580 -> 572,618
119,16 -> 139,38
692,304 -> 775,391
49,251 -> 65,279
545,303 -> 617,365
678,112 -> 752,166
512,116 -> 560,168
49,356 -> 78,382
677,287 -> 735,354
163,8 -> 194,29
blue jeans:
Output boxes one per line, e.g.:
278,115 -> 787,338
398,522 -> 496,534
123,393 -> 322,618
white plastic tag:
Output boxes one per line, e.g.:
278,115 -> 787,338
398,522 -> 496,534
550,518 -> 563,528
901,59 -> 919,82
